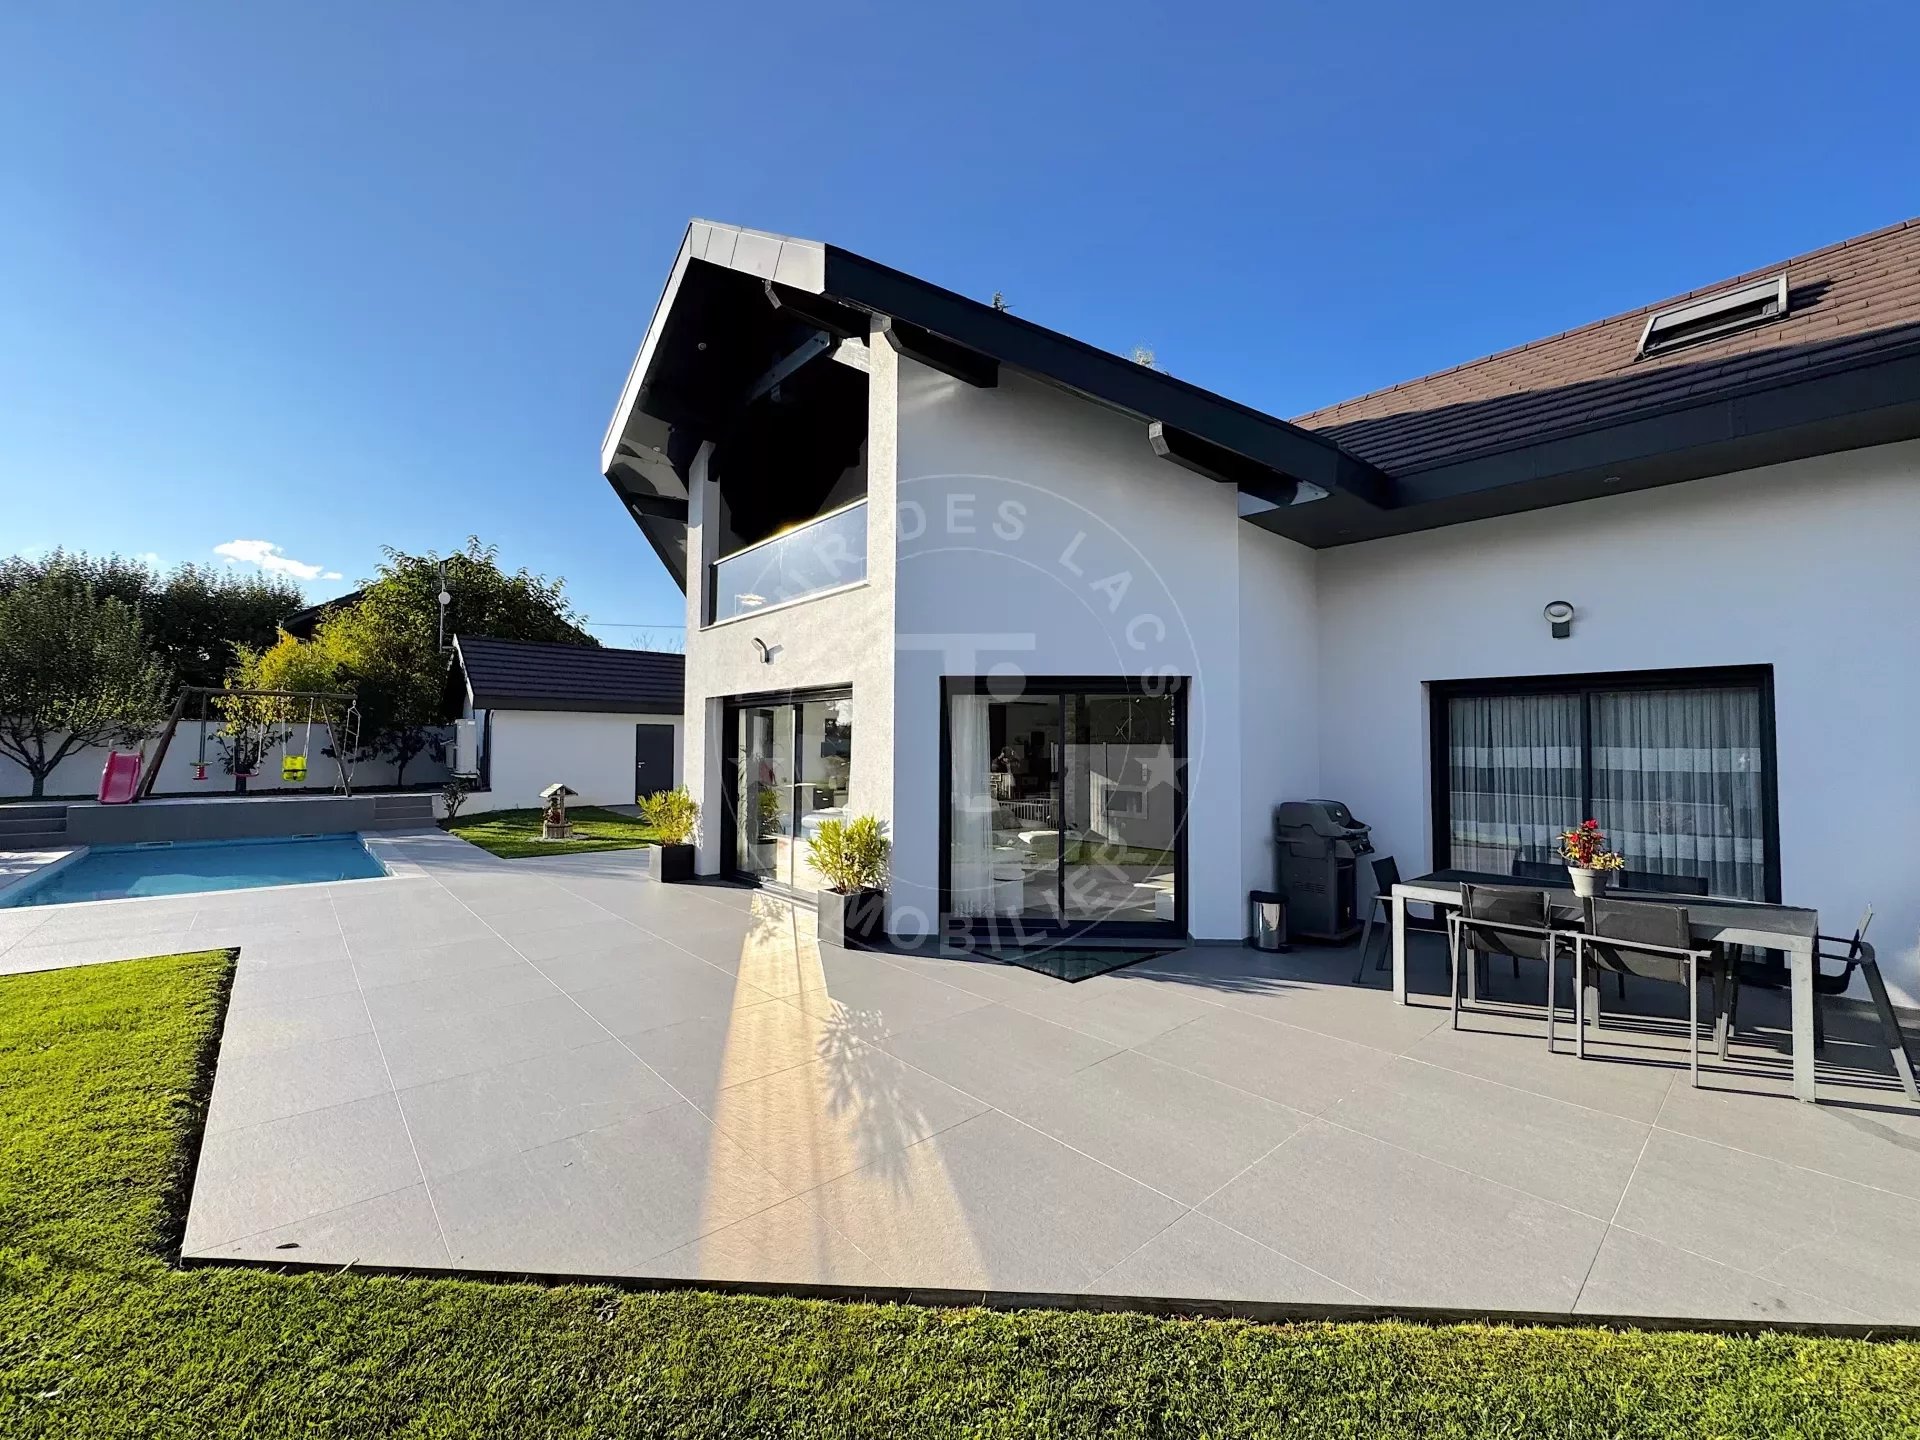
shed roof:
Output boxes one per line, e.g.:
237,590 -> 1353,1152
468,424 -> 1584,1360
454,635 -> 683,714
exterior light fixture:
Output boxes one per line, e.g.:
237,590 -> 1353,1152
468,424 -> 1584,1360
751,637 -> 771,664
1543,600 -> 1575,639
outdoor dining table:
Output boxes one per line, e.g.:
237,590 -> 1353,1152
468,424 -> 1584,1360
1390,868 -> 1824,1103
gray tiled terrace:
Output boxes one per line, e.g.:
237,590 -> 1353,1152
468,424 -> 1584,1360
11,829 -> 1917,1325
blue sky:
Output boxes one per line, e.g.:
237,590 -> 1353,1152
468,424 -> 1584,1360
3,2 -> 1915,644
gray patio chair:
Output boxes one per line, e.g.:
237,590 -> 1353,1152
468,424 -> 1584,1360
1354,855 -> 1448,983
1574,901 -> 1722,1087
1448,884 -> 1569,1048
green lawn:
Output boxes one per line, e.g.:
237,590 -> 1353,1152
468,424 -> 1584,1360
2,955 -> 1917,1438
445,805 -> 662,859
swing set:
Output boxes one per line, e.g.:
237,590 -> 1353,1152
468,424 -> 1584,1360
133,687 -> 362,802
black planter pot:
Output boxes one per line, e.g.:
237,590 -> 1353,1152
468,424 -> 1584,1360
817,887 -> 887,949
654,842 -> 695,883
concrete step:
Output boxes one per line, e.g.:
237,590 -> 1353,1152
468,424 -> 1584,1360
0,814 -> 66,836
368,794 -> 436,827
0,804 -> 68,824
0,830 -> 71,851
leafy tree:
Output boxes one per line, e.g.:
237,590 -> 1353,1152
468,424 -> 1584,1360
0,571 -> 168,797
0,551 -> 304,691
230,539 -> 595,788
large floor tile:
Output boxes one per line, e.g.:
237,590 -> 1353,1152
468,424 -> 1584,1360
1190,973 -> 1451,1054
346,934 -> 527,986
358,960 -> 560,1031
620,997 -> 855,1113
1324,1058 -> 1652,1219
1200,1120 -> 1608,1312
1090,1211 -> 1365,1306
990,969 -> 1221,1050
184,1093 -> 423,1251
376,992 -> 610,1090
881,1002 -> 1122,1109
1654,1079 -> 1920,1202
190,1184 -> 448,1269
790,953 -> 995,1037
227,954 -> 362,1009
430,1101 -> 795,1274
1609,1130 -> 1920,1322
398,1038 -> 682,1178
217,987 -> 372,1059
1402,1007 -> 1678,1123
204,1030 -> 394,1133
507,917 -> 652,963
996,1050 -> 1309,1205
648,1194 -> 895,1287
1136,1007 -> 1396,1117
1573,1227 -> 1870,1324
704,1050 -> 990,1190
569,956 -> 775,1039
809,1110 -> 1188,1293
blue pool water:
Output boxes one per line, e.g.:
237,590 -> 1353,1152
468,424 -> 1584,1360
1,834 -> 387,907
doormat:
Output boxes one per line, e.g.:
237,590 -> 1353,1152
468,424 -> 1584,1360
981,945 -> 1178,983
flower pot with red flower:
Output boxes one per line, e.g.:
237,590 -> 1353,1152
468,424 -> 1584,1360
1559,819 -> 1625,897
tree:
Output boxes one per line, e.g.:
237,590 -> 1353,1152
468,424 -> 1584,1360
0,571 -> 168,797
0,551 -> 305,691
237,539 -> 596,787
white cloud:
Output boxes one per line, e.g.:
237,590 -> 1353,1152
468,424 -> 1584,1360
212,539 -> 333,581
136,552 -> 162,570
321,570 -> 343,581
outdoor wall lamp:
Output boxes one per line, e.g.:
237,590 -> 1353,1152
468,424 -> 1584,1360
751,637 -> 771,664
1543,600 -> 1575,639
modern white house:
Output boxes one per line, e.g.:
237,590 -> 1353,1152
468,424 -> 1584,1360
599,216 -> 1920,1005
449,635 -> 683,810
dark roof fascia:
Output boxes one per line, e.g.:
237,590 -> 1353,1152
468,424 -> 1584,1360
818,247 -> 1395,508
468,694 -> 682,716
1395,344 -> 1920,507
1267,346 -> 1920,547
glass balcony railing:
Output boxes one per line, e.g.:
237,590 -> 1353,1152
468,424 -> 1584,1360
707,499 -> 867,624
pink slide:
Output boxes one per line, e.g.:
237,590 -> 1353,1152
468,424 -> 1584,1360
98,751 -> 142,804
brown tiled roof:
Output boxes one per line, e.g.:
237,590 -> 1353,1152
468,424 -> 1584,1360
1293,218 -> 1920,475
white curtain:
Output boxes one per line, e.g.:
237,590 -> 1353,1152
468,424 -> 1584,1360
1592,687 -> 1765,899
948,694 -> 997,916
1447,694 -> 1583,873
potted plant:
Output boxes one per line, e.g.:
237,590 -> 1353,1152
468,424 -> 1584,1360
808,814 -> 890,949
638,787 -> 699,882
1559,818 -> 1625,897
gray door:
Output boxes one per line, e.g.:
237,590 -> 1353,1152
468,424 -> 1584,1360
634,723 -> 675,800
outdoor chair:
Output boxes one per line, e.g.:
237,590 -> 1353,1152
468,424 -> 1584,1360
1725,908 -> 1918,1101
1574,901 -> 1723,1087
1448,884 -> 1569,1047
1354,855 -> 1448,983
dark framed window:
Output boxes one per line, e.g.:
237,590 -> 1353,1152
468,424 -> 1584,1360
1429,665 -> 1780,901
939,675 -> 1188,943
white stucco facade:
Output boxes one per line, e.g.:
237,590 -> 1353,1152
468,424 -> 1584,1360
672,339 -> 1919,1005
474,709 -> 681,811
1316,439 -> 1920,1007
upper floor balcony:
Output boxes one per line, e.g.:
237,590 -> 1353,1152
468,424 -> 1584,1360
706,497 -> 868,624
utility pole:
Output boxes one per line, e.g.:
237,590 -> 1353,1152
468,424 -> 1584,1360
437,560 -> 451,652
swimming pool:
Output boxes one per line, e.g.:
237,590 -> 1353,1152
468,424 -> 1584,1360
0,834 -> 387,907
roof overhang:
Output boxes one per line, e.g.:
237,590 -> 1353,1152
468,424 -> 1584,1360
1261,342 -> 1920,546
600,222 -> 1397,579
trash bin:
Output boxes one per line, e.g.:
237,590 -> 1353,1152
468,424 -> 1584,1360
1249,890 -> 1289,952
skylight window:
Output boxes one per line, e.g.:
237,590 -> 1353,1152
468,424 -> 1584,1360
1639,273 -> 1789,357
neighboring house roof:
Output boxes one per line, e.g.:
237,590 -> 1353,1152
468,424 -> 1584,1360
1293,217 -> 1920,477
282,588 -> 364,639
604,217 -> 1920,554
453,636 -> 683,714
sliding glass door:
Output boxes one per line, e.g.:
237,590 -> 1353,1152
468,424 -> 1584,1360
1435,669 -> 1776,900
945,678 -> 1185,936
726,693 -> 852,894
